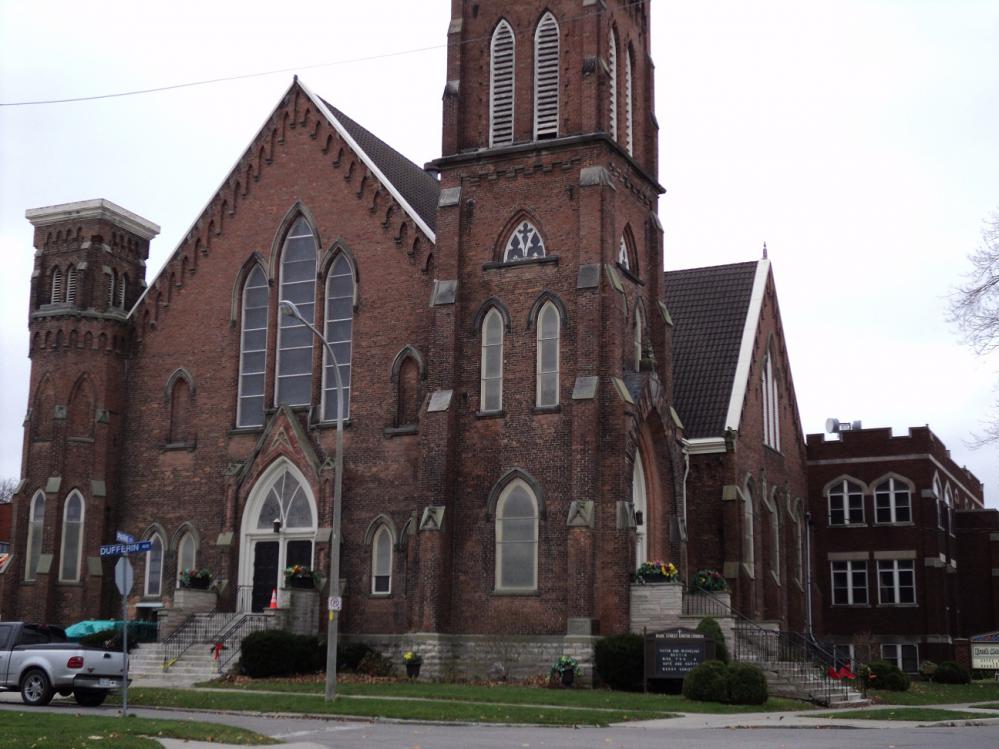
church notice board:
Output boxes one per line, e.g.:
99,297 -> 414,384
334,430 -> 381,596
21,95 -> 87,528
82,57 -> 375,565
971,631 -> 999,670
644,628 -> 715,680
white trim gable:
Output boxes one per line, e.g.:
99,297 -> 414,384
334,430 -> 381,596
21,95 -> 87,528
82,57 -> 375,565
724,259 -> 770,432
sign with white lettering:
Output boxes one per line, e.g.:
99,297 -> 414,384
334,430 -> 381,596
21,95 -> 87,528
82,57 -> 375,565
116,531 -> 135,544
100,541 -> 153,557
644,628 -> 715,679
971,631 -> 999,670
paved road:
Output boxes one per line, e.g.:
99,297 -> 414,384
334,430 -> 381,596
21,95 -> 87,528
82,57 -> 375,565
3,692 -> 999,749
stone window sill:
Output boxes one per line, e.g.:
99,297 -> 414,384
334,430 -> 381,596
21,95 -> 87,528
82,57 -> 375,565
617,263 -> 644,285
483,255 -> 559,271
491,589 -> 539,597
476,410 -> 505,420
384,424 -> 418,438
531,405 -> 561,415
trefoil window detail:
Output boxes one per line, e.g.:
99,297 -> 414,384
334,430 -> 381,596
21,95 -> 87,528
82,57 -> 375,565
504,222 -> 546,262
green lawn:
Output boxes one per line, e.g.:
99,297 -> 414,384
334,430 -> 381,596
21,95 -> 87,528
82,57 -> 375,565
0,711 -> 276,748
118,687 -> 675,726
869,680 -> 999,705
814,707 -> 996,722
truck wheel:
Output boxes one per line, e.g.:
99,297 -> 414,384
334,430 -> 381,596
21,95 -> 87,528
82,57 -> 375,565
73,688 -> 108,707
20,669 -> 54,706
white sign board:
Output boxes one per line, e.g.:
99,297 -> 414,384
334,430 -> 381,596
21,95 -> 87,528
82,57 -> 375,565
972,643 -> 999,670
328,596 -> 342,612
114,557 -> 134,596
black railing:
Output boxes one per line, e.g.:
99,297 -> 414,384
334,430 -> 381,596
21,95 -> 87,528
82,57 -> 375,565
682,589 -> 731,618
688,584 -> 857,706
215,614 -> 273,673
161,611 -> 236,672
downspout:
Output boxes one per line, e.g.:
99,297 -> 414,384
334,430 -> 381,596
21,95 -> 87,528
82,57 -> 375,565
804,510 -> 814,639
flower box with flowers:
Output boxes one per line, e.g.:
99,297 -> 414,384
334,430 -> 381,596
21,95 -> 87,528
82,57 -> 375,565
284,565 -> 316,589
550,655 -> 581,687
690,568 -> 728,593
635,560 -> 679,584
179,568 -> 213,590
403,650 -> 423,679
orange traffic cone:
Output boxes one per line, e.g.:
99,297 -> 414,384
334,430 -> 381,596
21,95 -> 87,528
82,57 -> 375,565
269,588 -> 278,609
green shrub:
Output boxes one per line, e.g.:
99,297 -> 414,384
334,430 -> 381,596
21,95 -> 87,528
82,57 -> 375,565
357,651 -> 395,677
933,660 -> 970,684
695,618 -> 729,664
594,633 -> 644,691
918,660 -> 937,680
865,660 -> 910,691
337,642 -> 374,672
726,662 -> 768,705
240,630 -> 323,678
682,660 -> 729,703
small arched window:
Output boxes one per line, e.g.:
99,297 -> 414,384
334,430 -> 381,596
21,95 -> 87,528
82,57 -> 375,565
168,376 -> 192,444
25,492 -> 45,581
276,217 -> 318,407
323,255 -> 354,421
481,308 -> 504,412
874,478 -> 912,524
536,302 -> 560,407
50,267 -> 64,304
618,236 -> 631,271
828,479 -> 864,525
66,265 -> 78,305
768,492 -> 780,582
633,306 -> 644,372
490,20 -> 516,147
59,491 -> 84,582
504,221 -> 546,262
762,349 -> 780,450
177,532 -> 197,581
533,12 -> 560,139
625,48 -> 634,156
742,487 -> 755,573
608,29 -> 618,141
144,533 -> 164,598
495,480 -> 539,591
237,265 -> 268,428
397,356 -> 421,427
371,525 -> 393,595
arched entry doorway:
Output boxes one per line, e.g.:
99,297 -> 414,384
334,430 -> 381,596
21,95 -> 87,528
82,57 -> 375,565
239,460 -> 318,611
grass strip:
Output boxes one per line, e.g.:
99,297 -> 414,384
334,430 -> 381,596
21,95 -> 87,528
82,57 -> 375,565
868,681 -> 999,705
0,710 -> 277,748
119,687 -> 674,726
814,707 -> 995,722
971,703 -> 999,710
195,678 -> 808,714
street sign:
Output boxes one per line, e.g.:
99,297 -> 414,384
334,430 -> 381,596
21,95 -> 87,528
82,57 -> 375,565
100,541 -> 153,557
116,531 -> 135,544
328,596 -> 342,612
114,557 -> 134,595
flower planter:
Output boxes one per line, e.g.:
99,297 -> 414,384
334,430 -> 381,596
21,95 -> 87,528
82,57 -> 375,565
287,577 -> 315,589
183,577 -> 211,590
406,662 -> 421,679
560,669 -> 575,688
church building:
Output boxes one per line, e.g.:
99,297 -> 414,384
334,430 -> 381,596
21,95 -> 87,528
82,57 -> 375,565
3,1 -> 805,677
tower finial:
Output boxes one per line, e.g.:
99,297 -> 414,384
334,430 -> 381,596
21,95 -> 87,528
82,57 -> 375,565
762,241 -> 768,259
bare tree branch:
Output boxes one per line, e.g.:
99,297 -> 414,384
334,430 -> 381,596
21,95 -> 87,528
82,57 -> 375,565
0,477 -> 16,503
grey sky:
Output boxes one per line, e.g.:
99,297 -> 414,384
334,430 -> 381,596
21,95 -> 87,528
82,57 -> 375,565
2,1 -> 997,505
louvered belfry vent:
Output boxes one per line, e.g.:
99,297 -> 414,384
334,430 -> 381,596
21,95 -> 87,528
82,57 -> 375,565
490,20 -> 516,148
50,267 -> 64,304
625,50 -> 634,156
608,31 -> 618,141
533,12 -> 560,140
65,266 -> 78,305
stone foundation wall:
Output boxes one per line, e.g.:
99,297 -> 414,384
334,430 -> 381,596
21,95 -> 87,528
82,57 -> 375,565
156,588 -> 217,641
629,583 -> 735,654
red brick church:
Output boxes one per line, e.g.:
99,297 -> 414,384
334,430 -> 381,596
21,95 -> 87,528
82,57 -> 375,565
2,0 -> 807,675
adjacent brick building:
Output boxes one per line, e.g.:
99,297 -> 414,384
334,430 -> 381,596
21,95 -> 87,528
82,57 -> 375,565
806,425 -> 989,670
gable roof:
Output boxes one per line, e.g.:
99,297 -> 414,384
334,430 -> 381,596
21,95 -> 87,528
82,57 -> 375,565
665,260 -> 769,439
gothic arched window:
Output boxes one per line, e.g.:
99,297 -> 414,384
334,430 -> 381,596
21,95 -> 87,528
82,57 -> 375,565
828,478 -> 864,526
177,532 -> 197,581
104,270 -> 116,309
495,480 -> 539,591
168,376 -> 193,444
742,486 -> 755,573
481,308 -> 504,412
504,221 -> 546,262
237,265 -> 268,428
25,492 -> 45,581
59,491 -> 84,582
276,217 -> 318,407
536,302 -> 560,407
397,356 -> 421,427
874,477 -> 912,524
633,306 -> 644,372
762,348 -> 780,450
144,533 -> 164,597
533,12 -> 560,139
490,20 -> 516,147
371,525 -> 393,594
323,255 -> 354,421
633,451 -> 648,566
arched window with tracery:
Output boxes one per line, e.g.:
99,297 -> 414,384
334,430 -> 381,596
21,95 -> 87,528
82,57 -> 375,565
59,491 -> 84,582
533,11 -> 560,139
144,533 -> 164,598
495,480 -> 539,591
490,19 -> 516,147
371,525 -> 393,594
536,301 -> 560,407
504,221 -> 546,262
323,255 -> 354,421
237,265 -> 268,428
25,492 -> 45,581
481,308 -> 504,412
177,532 -> 197,582
276,217 -> 317,407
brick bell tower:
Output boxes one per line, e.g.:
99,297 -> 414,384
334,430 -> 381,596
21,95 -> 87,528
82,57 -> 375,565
9,199 -> 158,624
419,0 -> 680,639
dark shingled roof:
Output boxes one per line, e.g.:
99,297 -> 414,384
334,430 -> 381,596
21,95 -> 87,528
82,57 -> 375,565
664,261 -> 760,439
321,98 -> 440,234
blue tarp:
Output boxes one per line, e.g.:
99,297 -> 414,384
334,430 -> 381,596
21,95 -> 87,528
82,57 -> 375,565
64,620 -> 119,639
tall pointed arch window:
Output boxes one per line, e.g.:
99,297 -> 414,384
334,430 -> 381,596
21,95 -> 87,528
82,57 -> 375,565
50,267 -> 64,304
25,492 -> 45,581
323,255 -> 354,421
59,492 -> 84,582
371,525 -> 393,594
504,221 -> 546,261
625,48 -> 634,156
762,349 -> 780,450
276,218 -> 318,407
536,302 -> 560,407
742,487 -> 755,574
177,532 -> 197,581
633,451 -> 648,566
633,306 -> 644,372
238,265 -> 269,428
481,308 -> 504,412
495,480 -> 539,591
66,265 -> 78,305
144,533 -> 164,598
608,30 -> 618,140
533,12 -> 560,139
490,20 -> 516,147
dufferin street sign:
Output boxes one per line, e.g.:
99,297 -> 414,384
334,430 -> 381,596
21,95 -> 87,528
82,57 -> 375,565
99,541 -> 152,557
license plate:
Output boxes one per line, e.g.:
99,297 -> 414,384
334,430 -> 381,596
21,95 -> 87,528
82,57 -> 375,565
98,678 -> 121,688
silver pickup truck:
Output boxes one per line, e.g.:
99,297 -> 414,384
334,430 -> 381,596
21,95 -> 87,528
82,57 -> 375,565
0,622 -> 128,706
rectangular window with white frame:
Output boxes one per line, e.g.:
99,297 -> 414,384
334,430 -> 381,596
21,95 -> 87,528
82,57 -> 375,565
881,643 -> 918,673
831,560 -> 868,606
877,559 -> 916,605
832,644 -> 855,670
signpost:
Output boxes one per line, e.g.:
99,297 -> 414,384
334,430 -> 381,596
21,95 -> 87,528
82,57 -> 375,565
644,628 -> 715,687
103,532 -> 149,718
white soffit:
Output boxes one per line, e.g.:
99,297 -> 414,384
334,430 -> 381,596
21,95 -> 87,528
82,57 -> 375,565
724,259 -> 770,432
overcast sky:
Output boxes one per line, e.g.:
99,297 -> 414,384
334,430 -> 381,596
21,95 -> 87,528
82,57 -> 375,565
1,1 -> 997,506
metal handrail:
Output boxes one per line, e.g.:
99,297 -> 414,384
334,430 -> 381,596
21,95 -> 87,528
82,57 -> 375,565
215,613 -> 273,673
161,611 -> 236,671
687,583 -> 856,705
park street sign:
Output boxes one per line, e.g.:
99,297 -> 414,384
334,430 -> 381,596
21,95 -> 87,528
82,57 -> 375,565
116,531 -> 135,544
100,541 -> 152,557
